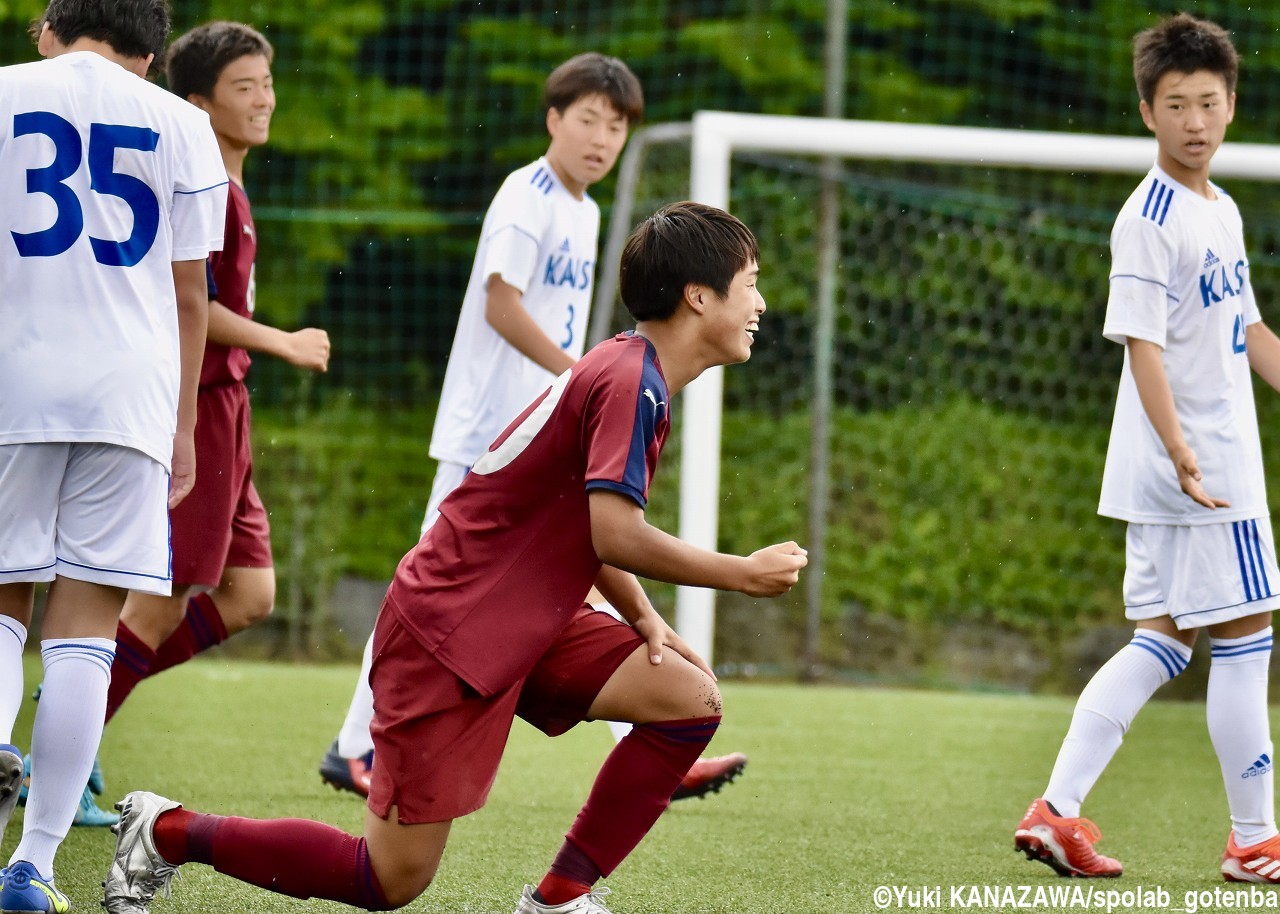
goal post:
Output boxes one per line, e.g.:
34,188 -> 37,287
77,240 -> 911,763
668,111 -> 1280,666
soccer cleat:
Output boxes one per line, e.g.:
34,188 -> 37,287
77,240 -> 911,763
319,741 -> 373,798
1222,831 -> 1280,882
0,744 -> 22,845
671,752 -> 748,801
512,884 -> 616,913
0,861 -> 69,913
102,791 -> 182,914
74,783 -> 119,827
1014,798 -> 1122,878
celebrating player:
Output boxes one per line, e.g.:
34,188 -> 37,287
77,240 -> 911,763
1015,12 -> 1280,882
101,21 -> 330,730
103,201 -> 806,914
320,51 -> 745,803
0,0 -> 227,909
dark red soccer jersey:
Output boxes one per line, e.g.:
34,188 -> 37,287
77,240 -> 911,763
385,332 -> 670,695
200,180 -> 255,386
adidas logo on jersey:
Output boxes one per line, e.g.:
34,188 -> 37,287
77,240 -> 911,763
1242,753 -> 1272,780
559,237 -> 571,252
1204,248 -> 1220,269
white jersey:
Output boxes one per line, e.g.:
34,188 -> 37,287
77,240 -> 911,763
429,157 -> 599,466
1099,164 -> 1265,525
0,52 -> 227,469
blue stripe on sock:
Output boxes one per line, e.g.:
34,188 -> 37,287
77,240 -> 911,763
1130,636 -> 1178,678
1133,633 -> 1188,672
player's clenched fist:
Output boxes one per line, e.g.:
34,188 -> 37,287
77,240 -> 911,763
738,541 -> 808,597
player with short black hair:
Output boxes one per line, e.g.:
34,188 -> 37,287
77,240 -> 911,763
103,201 -> 806,914
1016,13 -> 1280,883
0,0 -> 227,908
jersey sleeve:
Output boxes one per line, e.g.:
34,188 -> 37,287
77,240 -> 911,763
582,351 -> 667,508
169,113 -> 228,261
1104,216 -> 1174,347
477,178 -> 543,294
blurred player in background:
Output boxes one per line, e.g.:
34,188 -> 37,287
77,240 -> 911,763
104,201 -> 805,914
1016,12 -> 1280,883
320,51 -> 746,804
97,20 -> 330,737
0,0 -> 227,908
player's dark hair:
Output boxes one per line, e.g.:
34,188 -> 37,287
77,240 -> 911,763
619,202 -> 759,323
544,52 -> 643,124
165,21 -> 273,101
34,0 -> 170,60
1133,13 -> 1238,104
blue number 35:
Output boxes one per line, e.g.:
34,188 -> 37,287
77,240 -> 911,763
11,111 -> 160,267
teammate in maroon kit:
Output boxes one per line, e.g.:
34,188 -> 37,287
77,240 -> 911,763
103,201 -> 805,914
104,23 -> 330,732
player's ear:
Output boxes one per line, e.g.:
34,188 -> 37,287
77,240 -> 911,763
36,22 -> 54,57
1138,97 -> 1155,133
683,283 -> 708,315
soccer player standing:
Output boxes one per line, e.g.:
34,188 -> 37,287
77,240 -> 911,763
103,201 -> 806,914
321,52 -> 744,803
0,0 -> 227,909
100,20 -> 330,741
1016,13 -> 1280,882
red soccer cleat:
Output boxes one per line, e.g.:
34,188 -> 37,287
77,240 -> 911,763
672,752 -> 747,801
1014,797 -> 1123,878
319,741 -> 373,798
1223,832 -> 1280,882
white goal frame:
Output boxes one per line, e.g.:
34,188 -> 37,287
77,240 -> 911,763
677,111 -> 1280,664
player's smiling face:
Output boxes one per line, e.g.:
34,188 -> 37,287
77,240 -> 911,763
711,260 -> 764,364
1140,68 -> 1234,193
196,53 -> 275,153
544,93 -> 629,200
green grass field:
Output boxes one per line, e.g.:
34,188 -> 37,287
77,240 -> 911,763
1,655 -> 1272,913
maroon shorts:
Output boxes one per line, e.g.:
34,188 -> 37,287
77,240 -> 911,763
169,382 -> 272,587
366,602 -> 644,824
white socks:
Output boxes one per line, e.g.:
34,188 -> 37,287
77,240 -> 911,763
1208,628 -> 1277,847
336,632 -> 376,759
0,616 -> 27,745
1044,630 -> 1192,818
10,638 -> 114,877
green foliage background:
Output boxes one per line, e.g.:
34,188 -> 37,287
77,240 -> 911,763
6,1 -> 1280,675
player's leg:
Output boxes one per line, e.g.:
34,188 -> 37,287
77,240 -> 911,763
588,597 -> 747,801
321,631 -> 376,796
5,443 -> 164,909
515,608 -> 722,911
1206,520 -> 1280,881
1016,524 -> 1192,877
107,589 -> 190,721
321,459 -> 469,796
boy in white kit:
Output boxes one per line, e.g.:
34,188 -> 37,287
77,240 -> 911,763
0,0 -> 227,909
1015,12 -> 1280,882
320,53 -> 746,802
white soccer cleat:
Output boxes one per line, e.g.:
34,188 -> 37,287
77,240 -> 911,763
102,791 -> 182,913
512,884 -> 617,913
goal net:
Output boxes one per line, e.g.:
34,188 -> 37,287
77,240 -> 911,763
590,113 -> 1280,675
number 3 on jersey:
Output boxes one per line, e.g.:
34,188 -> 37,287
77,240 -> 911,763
11,111 -> 160,267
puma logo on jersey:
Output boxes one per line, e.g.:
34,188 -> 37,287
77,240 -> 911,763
642,388 -> 666,418
543,254 -> 593,290
1200,259 -> 1246,308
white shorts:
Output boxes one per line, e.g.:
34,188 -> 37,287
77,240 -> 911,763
0,442 -> 172,595
1124,520 -> 1280,629
419,459 -> 469,536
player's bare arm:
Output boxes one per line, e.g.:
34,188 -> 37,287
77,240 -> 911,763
483,274 -> 575,376
593,564 -> 715,676
589,489 -> 807,597
171,258 -> 210,508
207,301 -> 330,372
1127,337 -> 1229,509
1246,320 -> 1280,393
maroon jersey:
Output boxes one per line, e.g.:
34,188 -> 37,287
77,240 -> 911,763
200,180 -> 256,386
385,332 -> 670,695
